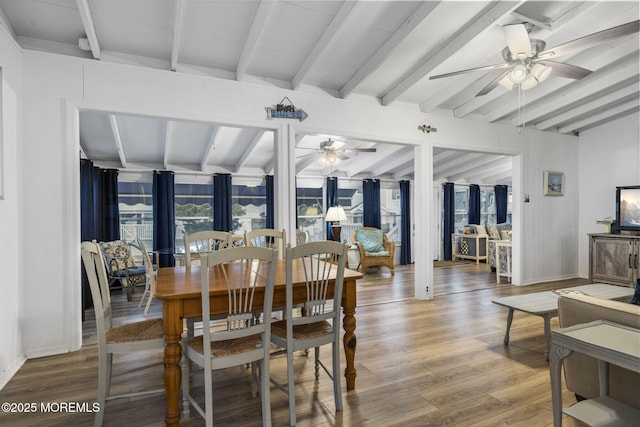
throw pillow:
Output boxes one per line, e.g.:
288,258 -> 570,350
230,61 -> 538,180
500,230 -> 512,240
487,224 -> 501,240
630,279 -> 640,306
475,225 -> 488,235
356,229 -> 384,253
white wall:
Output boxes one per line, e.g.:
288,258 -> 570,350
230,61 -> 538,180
14,50 -> 585,362
0,27 -> 25,389
577,114 -> 640,278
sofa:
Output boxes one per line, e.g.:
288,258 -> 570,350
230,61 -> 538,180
557,292 -> 640,409
454,223 -> 511,269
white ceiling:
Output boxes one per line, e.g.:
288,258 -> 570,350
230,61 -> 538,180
1,0 -> 638,186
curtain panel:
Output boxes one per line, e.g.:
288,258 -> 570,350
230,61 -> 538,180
213,173 -> 232,232
495,185 -> 509,224
468,184 -> 481,225
265,175 -> 274,229
153,170 -> 176,267
443,182 -> 455,261
399,180 -> 412,265
363,179 -> 381,229
326,177 -> 339,240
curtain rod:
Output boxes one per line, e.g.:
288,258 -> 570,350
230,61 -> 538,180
444,183 -> 511,188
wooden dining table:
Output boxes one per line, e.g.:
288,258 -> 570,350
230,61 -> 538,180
155,258 -> 363,426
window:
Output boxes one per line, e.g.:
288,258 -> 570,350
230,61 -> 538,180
118,180 -> 153,249
454,186 -> 468,232
175,183 -> 213,253
232,184 -> 266,235
380,188 -> 401,242
296,187 -> 324,242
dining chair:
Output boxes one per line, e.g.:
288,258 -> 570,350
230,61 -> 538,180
181,246 -> 278,427
80,241 -> 165,427
132,240 -> 157,316
295,229 -> 309,246
183,230 -> 232,266
270,241 -> 348,426
245,228 -> 287,259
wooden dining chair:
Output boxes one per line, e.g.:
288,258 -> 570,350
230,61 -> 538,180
270,241 -> 348,426
245,228 -> 286,259
132,240 -> 157,316
181,246 -> 278,427
183,230 -> 232,266
80,241 -> 165,427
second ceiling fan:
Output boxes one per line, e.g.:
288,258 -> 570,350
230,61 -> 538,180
300,138 -> 376,166
430,19 -> 639,96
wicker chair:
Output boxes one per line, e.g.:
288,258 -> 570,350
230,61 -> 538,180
352,227 -> 395,275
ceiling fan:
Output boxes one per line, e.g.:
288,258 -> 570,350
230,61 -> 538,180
430,19 -> 639,96
299,138 -> 376,166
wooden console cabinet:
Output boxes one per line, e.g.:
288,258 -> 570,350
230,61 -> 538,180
589,234 -> 640,287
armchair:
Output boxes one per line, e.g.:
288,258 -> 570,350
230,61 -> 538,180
96,240 -> 147,301
352,227 -> 395,275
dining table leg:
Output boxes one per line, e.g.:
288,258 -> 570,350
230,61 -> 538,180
343,278 -> 357,390
163,300 -> 183,427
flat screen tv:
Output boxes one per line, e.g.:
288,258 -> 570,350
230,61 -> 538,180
616,186 -> 640,232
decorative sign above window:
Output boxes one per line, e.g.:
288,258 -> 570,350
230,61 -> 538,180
265,97 -> 308,121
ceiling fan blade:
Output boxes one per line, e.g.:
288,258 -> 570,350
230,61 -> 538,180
537,60 -> 592,79
476,69 -> 512,97
538,20 -> 639,59
504,23 -> 532,57
343,148 -> 377,153
430,62 -> 511,80
336,152 -> 349,161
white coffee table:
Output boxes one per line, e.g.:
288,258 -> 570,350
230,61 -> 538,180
491,283 -> 634,360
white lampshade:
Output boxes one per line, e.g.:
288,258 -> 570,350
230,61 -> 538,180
521,73 -> 539,90
530,63 -> 551,82
498,74 -> 514,90
325,206 -> 347,222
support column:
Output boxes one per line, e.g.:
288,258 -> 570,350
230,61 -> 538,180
414,144 -> 433,300
273,124 -> 297,245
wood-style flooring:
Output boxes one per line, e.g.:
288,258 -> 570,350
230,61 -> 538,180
0,262 -> 591,426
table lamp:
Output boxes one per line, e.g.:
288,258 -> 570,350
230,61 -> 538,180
325,206 -> 347,242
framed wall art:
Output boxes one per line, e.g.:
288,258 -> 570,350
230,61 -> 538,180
543,170 -> 564,196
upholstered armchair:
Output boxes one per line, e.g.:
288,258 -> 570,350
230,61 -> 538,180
352,227 -> 395,275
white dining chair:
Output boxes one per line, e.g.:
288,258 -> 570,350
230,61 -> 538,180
81,241 -> 165,427
270,241 -> 348,426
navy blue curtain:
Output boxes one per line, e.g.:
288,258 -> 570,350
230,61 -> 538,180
326,177 -> 338,240
495,185 -> 508,224
153,171 -> 175,267
100,169 -> 121,241
468,184 -> 481,225
443,182 -> 455,261
399,180 -> 412,265
363,179 -> 381,229
265,175 -> 274,229
213,173 -> 232,232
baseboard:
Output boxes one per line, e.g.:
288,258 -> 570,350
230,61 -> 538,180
25,345 -> 72,360
518,274 -> 578,286
0,354 -> 26,391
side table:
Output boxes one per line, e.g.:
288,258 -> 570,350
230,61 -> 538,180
549,320 -> 640,426
495,240 -> 512,284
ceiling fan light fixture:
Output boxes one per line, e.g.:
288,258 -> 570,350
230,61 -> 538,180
530,63 -> 551,82
319,151 -> 340,166
509,65 -> 527,83
521,73 -> 539,90
498,74 -> 514,90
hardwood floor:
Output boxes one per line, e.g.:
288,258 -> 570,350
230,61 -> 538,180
0,263 -> 590,426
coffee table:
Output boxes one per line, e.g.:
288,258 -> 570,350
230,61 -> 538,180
491,283 -> 634,360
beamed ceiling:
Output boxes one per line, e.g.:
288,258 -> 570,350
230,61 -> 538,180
1,0 -> 638,186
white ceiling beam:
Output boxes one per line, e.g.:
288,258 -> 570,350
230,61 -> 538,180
381,1 -> 522,106
235,130 -> 265,171
536,84 -> 639,131
292,1 -> 359,90
434,153 -> 504,178
558,99 -> 640,134
108,115 -> 126,168
295,154 -> 320,175
345,145 -> 404,177
170,0 -> 185,71
76,0 -> 101,60
479,168 -> 513,185
200,126 -> 220,172
340,1 -> 439,99
163,121 -> 173,170
236,1 -> 275,82
393,163 -> 414,180
508,58 -> 640,127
